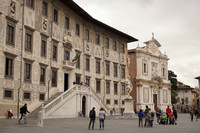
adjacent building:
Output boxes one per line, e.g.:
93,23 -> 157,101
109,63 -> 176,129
0,0 -> 137,118
128,36 -> 171,112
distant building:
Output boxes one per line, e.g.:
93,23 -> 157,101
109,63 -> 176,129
195,76 -> 200,88
195,76 -> 200,108
175,82 -> 197,112
0,0 -> 137,118
128,35 -> 171,112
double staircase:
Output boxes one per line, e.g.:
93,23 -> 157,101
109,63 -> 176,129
28,85 -> 110,119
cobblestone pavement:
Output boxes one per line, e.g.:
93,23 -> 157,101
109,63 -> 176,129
0,114 -> 200,133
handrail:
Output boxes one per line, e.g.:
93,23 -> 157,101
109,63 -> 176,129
42,85 -> 76,114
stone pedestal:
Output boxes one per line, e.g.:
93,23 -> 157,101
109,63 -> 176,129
123,96 -> 135,116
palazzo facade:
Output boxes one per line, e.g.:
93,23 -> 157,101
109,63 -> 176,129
128,36 -> 171,112
0,0 -> 137,118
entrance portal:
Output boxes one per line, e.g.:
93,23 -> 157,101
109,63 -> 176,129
82,96 -> 86,117
153,94 -> 157,110
64,74 -> 68,91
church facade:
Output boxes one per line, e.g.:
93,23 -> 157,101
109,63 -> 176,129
0,0 -> 137,118
128,36 -> 171,112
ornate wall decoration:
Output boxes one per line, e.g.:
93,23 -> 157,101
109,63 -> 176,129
63,30 -> 72,43
10,1 -> 16,17
163,89 -> 168,103
121,55 -> 125,63
151,62 -> 158,78
143,87 -> 149,103
42,18 -> 48,32
105,49 -> 109,57
86,42 -> 89,52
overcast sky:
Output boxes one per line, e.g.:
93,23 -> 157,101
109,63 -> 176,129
73,0 -> 200,88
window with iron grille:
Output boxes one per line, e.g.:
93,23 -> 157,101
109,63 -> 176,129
6,25 -> 15,45
24,92 -> 31,100
24,63 -> 31,80
4,90 -> 12,99
106,81 -> 110,94
96,80 -> 101,93
41,40 -> 46,57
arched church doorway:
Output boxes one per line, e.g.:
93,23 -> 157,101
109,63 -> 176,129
82,96 -> 86,117
153,94 -> 157,110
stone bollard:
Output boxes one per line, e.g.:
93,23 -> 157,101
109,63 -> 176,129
37,111 -> 43,127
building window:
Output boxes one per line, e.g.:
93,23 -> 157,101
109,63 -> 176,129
114,64 -> 118,77
26,0 -> 34,8
122,100 -> 125,105
25,33 -> 32,52
95,34 -> 100,45
24,92 -> 31,100
86,77 -> 90,87
177,97 -> 180,103
86,56 -> 90,71
53,9 -> 58,23
106,99 -> 110,105
105,38 -> 109,49
113,41 -> 117,51
64,50 -> 70,60
106,62 -> 110,76
114,82 -> 118,95
76,24 -> 80,36
114,100 -> 118,105
85,29 -> 89,41
5,58 -> 13,77
121,66 -> 125,79
185,97 -> 188,104
96,59 -> 100,74
96,80 -> 101,93
40,67 -> 45,83
75,74 -> 81,84
121,83 -> 125,95
52,69 -> 57,86
106,81 -> 110,94
6,25 -> 15,45
4,90 -> 13,99
39,93 -> 45,101
41,40 -> 46,57
143,62 -> 147,74
65,16 -> 69,29
24,63 -> 31,80
42,1 -> 48,16
120,43 -> 124,53
52,44 -> 57,61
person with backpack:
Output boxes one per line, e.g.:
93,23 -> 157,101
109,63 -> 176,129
99,108 -> 106,130
138,109 -> 144,127
144,105 -> 150,127
18,103 -> 30,124
88,107 -> 96,130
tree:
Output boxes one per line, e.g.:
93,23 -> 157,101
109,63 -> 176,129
168,70 -> 178,104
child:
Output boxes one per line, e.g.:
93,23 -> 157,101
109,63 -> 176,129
138,109 -> 143,127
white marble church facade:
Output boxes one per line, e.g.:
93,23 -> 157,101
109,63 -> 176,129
128,35 -> 171,112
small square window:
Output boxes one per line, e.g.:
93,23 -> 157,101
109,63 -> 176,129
24,92 -> 31,100
4,90 -> 13,99
114,100 -> 118,105
106,99 -> 110,105
39,93 -> 45,101
122,100 -> 125,105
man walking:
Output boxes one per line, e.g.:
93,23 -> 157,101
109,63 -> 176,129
88,107 -> 96,130
138,109 -> 143,127
156,107 -> 161,123
18,103 -> 30,124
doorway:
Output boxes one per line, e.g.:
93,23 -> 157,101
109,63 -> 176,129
153,94 -> 157,110
82,96 -> 86,117
64,74 -> 68,91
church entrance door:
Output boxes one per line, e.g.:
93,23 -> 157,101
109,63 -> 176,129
153,94 -> 157,110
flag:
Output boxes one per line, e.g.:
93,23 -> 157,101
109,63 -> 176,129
72,52 -> 81,62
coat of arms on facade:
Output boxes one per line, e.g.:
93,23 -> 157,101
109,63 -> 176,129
63,30 -> 72,44
10,0 -> 16,17
42,19 -> 48,31
105,49 -> 109,57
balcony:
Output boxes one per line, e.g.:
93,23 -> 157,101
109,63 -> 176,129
63,60 -> 75,70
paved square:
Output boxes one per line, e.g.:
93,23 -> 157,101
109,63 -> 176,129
0,114 -> 199,133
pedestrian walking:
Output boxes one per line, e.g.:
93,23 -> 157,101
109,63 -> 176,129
144,105 -> 150,127
18,103 -> 30,124
166,106 -> 172,124
195,108 -> 199,122
99,108 -> 106,130
88,107 -> 96,130
189,108 -> 195,122
138,109 -> 143,127
173,108 -> 178,120
156,107 -> 161,123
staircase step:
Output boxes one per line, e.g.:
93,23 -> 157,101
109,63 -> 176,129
28,92 -> 63,119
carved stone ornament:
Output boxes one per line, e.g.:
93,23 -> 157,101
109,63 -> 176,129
105,49 -> 109,57
125,76 -> 133,98
63,30 -> 72,43
86,42 -> 89,52
121,55 -> 125,63
153,87 -> 158,94
42,19 -> 48,31
10,1 -> 16,17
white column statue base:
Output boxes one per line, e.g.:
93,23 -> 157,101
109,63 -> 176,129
123,96 -> 135,117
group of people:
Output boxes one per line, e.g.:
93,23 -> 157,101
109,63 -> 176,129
189,107 -> 200,122
88,107 -> 106,130
138,105 -> 178,127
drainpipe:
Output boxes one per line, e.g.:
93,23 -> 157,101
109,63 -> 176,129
17,0 -> 25,119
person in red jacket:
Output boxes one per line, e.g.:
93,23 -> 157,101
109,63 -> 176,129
166,106 -> 172,124
189,108 -> 195,122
